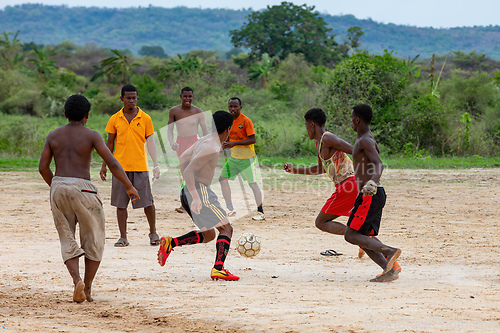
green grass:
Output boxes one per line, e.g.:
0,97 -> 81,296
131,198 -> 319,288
383,156 -> 500,169
0,157 -> 41,171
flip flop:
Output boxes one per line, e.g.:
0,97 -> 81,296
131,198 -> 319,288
149,233 -> 160,246
320,249 -> 343,256
114,238 -> 129,247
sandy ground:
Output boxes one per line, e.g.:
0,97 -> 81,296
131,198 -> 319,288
1,167 -> 500,332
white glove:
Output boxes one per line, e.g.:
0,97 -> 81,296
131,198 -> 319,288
362,180 -> 378,196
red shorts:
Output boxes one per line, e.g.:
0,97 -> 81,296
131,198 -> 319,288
176,134 -> 199,157
321,176 -> 358,216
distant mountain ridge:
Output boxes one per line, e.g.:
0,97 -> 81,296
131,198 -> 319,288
1,4 -> 499,59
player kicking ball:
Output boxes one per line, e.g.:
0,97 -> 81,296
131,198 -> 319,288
157,111 -> 239,281
344,104 -> 401,282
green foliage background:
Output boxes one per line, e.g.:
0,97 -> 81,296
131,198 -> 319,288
1,3 -> 500,164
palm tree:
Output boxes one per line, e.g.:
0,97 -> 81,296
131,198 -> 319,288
28,45 -> 58,80
0,30 -> 24,69
91,49 -> 138,84
247,53 -> 275,89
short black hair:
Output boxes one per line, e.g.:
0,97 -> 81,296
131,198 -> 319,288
181,87 -> 193,94
304,108 -> 326,127
228,97 -> 242,105
212,111 -> 233,134
121,84 -> 138,97
352,104 -> 373,124
64,95 -> 91,121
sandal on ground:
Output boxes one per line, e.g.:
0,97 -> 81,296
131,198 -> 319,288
175,206 -> 186,213
149,233 -> 160,246
320,249 -> 343,256
114,238 -> 129,247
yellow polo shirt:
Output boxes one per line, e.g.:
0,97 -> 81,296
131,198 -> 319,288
105,107 -> 154,172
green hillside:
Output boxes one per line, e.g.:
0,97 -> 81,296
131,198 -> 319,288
1,4 -> 499,59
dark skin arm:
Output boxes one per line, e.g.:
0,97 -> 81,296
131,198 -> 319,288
222,134 -> 256,149
355,135 -> 384,189
39,139 -> 55,186
284,133 -> 353,175
99,132 -> 116,181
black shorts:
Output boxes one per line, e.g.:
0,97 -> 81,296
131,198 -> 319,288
347,187 -> 386,236
180,183 -> 227,230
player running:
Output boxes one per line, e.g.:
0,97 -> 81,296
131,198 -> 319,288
157,111 -> 240,281
344,104 -> 401,282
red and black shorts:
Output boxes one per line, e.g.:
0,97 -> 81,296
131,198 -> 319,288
347,187 -> 386,236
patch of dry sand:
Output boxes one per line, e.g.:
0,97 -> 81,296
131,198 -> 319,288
0,168 -> 499,332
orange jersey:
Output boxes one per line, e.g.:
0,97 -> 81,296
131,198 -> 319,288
229,113 -> 255,159
105,107 -> 154,171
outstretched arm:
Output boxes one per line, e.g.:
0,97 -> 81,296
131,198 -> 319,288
284,155 -> 324,175
146,134 -> 160,179
93,131 -> 139,202
39,137 -> 54,186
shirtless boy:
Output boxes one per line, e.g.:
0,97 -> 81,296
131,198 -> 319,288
157,111 -> 240,281
39,95 -> 140,302
168,87 -> 208,213
344,104 -> 401,282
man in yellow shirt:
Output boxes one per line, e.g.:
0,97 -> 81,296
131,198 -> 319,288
100,84 -> 161,247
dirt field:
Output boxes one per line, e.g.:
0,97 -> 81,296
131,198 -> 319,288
1,167 -> 499,332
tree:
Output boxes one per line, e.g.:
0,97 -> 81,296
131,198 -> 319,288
138,45 -> 167,58
230,2 -> 345,65
157,53 -> 216,82
91,49 -> 138,84
0,30 -> 24,69
28,45 -> 58,80
247,53 -> 275,88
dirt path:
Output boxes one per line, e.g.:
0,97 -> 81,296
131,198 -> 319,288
1,168 -> 499,332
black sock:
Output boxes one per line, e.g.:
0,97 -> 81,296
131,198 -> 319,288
213,235 -> 231,270
173,231 -> 204,248
226,202 -> 234,211
257,205 -> 264,214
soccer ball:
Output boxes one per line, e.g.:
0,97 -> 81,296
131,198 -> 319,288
236,233 -> 261,257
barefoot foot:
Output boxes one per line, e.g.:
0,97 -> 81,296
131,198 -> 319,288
73,280 -> 86,303
84,286 -> 93,302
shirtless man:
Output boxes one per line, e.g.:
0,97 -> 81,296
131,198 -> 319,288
39,95 -> 140,302
157,111 -> 240,281
344,104 -> 401,282
168,87 -> 208,213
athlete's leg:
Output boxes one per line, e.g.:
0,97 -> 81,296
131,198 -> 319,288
315,211 -> 346,235
144,204 -> 156,235
219,176 -> 233,210
83,257 -> 100,302
117,208 -> 127,240
344,227 -> 400,272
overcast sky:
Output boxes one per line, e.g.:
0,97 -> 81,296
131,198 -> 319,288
0,0 -> 498,28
